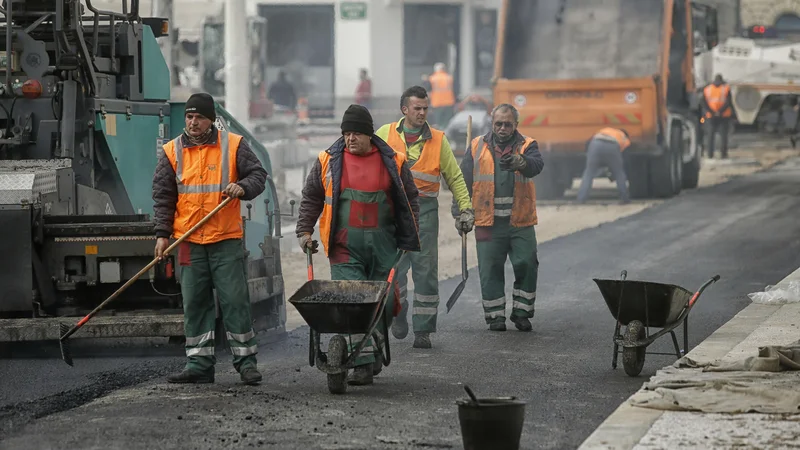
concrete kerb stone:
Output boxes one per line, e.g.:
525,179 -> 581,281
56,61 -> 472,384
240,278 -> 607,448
578,266 -> 800,450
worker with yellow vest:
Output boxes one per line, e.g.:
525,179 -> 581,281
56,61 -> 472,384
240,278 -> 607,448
428,63 -> 456,128
296,104 -> 421,386
702,74 -> 733,159
576,127 -> 631,204
375,85 -> 474,349
153,93 -> 268,385
456,104 -> 544,332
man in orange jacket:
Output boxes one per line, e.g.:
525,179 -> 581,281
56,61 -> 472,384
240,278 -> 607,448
428,63 -> 456,128
152,93 -> 268,385
576,127 -> 631,204
702,74 -> 733,159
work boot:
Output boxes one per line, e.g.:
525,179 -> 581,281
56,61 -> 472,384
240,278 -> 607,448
391,303 -> 409,340
167,369 -> 214,384
347,364 -> 373,386
240,367 -> 263,385
372,350 -> 383,376
511,316 -> 533,332
413,332 -> 432,349
489,322 -> 506,332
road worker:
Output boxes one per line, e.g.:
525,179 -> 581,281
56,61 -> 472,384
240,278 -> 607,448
456,103 -> 544,332
153,93 -> 268,385
702,74 -> 733,159
576,127 -> 631,204
428,63 -> 456,128
295,104 -> 421,386
375,86 -> 474,349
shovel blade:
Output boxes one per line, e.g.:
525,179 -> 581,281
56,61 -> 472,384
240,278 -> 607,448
59,323 -> 74,367
446,280 -> 467,313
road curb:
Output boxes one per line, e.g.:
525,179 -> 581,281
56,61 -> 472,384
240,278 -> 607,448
578,266 -> 800,450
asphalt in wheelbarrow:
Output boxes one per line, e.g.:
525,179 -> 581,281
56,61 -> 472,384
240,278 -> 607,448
289,279 -> 390,334
302,291 -> 369,304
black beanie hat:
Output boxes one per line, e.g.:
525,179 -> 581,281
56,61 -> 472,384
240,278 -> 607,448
340,104 -> 373,136
185,93 -> 216,121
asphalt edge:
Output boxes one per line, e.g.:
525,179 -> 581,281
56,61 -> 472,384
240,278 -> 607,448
578,266 -> 800,450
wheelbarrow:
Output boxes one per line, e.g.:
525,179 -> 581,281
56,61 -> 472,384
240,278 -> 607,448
288,250 -> 404,394
593,270 -> 720,377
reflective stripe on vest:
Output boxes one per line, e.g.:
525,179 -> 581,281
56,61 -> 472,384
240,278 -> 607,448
318,150 -> 408,256
385,123 -> 443,198
594,127 -> 630,152
471,136 -> 538,228
703,84 -> 732,118
173,131 -> 231,193
163,131 -> 243,244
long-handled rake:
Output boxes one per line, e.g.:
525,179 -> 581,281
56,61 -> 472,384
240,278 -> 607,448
59,197 -> 234,366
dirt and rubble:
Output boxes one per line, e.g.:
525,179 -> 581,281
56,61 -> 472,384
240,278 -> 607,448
279,146 -> 800,330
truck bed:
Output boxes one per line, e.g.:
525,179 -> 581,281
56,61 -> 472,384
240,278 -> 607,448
503,0 -> 664,80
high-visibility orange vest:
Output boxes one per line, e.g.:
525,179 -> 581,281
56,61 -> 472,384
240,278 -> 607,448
594,127 -> 631,151
385,122 -> 443,198
428,71 -> 455,108
470,136 -> 538,228
318,150 -> 409,256
162,130 -> 243,244
703,84 -> 732,118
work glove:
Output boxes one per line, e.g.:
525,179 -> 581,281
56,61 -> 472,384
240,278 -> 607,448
455,208 -> 475,233
222,182 -> 245,198
298,233 -> 319,254
499,153 -> 526,172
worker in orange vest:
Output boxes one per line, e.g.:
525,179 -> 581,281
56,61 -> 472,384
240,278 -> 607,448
457,104 -> 544,332
375,86 -> 474,349
576,127 -> 631,204
428,63 -> 456,128
153,93 -> 268,385
702,74 -> 733,159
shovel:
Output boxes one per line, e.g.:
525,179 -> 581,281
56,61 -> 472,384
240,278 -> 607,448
446,116 -> 472,313
58,196 -> 234,366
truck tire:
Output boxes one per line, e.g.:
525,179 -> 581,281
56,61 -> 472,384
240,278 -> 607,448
627,157 -> 650,199
648,125 -> 682,198
670,124 -> 684,196
682,156 -> 700,189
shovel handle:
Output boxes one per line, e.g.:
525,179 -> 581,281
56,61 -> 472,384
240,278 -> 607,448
61,197 -> 234,341
306,248 -> 314,281
461,232 -> 468,278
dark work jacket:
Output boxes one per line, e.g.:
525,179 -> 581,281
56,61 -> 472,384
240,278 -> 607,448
296,135 -> 421,253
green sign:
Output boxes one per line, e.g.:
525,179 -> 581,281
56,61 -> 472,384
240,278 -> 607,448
341,2 -> 367,20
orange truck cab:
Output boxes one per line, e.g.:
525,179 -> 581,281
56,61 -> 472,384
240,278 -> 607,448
493,0 -> 719,199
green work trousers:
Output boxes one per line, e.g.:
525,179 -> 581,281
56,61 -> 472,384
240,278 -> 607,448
475,218 -> 538,324
179,238 -> 258,374
329,188 -> 398,367
396,197 -> 440,333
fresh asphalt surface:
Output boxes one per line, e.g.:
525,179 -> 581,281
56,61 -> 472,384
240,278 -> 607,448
1,158 -> 799,449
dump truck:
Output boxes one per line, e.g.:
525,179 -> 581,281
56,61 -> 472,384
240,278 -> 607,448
0,0 -> 287,345
493,0 -> 719,199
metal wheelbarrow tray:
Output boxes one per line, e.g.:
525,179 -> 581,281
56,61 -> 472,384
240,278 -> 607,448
593,271 -> 720,377
288,278 -> 393,395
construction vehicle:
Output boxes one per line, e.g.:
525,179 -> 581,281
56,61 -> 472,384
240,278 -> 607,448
493,0 -> 719,199
694,34 -> 800,132
0,0 -> 287,345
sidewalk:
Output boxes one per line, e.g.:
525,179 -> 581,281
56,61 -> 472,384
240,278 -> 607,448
580,267 -> 800,450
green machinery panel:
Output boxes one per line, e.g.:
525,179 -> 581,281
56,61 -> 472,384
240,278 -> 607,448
141,25 -> 171,101
96,112 -> 171,216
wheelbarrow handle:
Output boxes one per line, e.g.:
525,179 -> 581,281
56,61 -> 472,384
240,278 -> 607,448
689,274 -> 721,308
306,248 -> 314,281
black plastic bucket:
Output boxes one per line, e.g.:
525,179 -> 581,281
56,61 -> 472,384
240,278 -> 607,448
457,397 -> 526,450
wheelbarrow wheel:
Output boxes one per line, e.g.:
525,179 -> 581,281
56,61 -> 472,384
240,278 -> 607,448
622,320 -> 647,377
327,335 -> 348,395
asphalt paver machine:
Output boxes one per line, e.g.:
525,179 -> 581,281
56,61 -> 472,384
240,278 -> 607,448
0,0 -> 287,346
